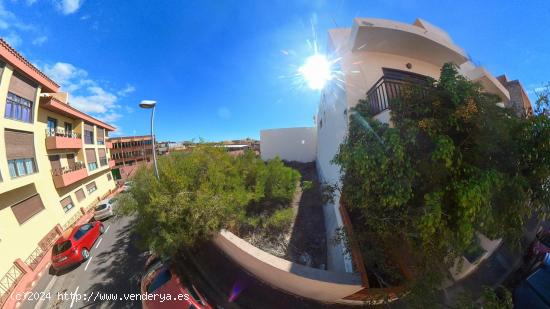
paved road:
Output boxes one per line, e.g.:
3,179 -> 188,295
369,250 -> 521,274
21,214 -> 147,309
20,213 -> 368,309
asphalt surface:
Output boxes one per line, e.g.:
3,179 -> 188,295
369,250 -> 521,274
20,214 -> 147,309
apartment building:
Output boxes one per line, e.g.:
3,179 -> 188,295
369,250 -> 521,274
261,18 -> 533,273
108,135 -> 154,166
0,39 -> 117,304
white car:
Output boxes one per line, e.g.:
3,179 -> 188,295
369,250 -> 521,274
93,198 -> 116,221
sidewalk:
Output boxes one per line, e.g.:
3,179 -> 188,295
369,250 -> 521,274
441,216 -> 545,304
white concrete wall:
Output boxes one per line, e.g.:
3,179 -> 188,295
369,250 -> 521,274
260,127 -> 317,163
316,76 -> 353,273
214,230 -> 363,303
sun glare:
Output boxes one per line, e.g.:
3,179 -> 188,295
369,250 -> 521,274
298,54 -> 332,90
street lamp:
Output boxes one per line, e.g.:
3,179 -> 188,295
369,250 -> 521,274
139,100 -> 159,179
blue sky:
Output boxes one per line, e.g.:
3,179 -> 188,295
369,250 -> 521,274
1,0 -> 549,141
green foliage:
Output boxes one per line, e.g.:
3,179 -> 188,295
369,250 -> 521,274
265,208 -> 295,232
302,180 -> 314,191
333,63 -> 550,301
118,147 -> 300,257
264,158 -> 300,201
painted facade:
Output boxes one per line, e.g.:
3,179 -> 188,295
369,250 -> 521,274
0,39 -> 117,297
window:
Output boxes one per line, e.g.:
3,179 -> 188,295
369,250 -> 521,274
86,181 -> 97,194
88,162 -> 98,171
74,224 -> 92,240
53,240 -> 72,255
147,268 -> 172,293
5,92 -> 33,123
47,117 -> 57,135
8,158 -> 36,178
84,123 -> 94,144
64,122 -> 73,136
107,173 -> 112,181
60,196 -> 75,213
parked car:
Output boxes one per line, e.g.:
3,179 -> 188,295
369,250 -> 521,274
141,258 -> 212,309
532,227 -> 550,257
51,222 -> 104,270
93,198 -> 116,221
514,263 -> 550,308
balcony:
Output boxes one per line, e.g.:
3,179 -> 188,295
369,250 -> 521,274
51,162 -> 88,188
109,159 -> 115,168
45,129 -> 82,150
366,75 -> 427,116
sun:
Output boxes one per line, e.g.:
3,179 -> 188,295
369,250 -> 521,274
298,54 -> 333,90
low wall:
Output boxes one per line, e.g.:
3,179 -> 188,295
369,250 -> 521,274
260,127 -> 317,163
214,230 -> 363,303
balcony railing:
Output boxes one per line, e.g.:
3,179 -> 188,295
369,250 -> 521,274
45,128 -> 82,150
0,264 -> 23,307
366,76 -> 428,116
51,161 -> 86,177
46,128 -> 81,139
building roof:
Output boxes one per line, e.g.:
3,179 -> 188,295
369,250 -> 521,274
40,95 -> 117,131
108,135 -> 154,142
0,39 -> 59,92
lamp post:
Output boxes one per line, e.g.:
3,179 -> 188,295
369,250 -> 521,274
139,100 -> 159,179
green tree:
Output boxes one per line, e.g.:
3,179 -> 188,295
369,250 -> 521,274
333,63 -> 550,305
117,146 -> 300,257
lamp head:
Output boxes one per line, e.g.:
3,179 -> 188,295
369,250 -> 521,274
139,100 -> 157,109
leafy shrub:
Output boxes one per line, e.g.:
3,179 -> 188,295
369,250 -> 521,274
118,146 -> 300,257
264,157 -> 300,202
265,207 -> 294,232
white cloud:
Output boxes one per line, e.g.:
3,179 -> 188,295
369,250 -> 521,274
42,61 -> 135,132
217,107 -> 231,119
32,35 -> 47,46
80,14 -> 90,20
117,84 -> 135,96
71,86 -> 118,113
55,0 -> 82,15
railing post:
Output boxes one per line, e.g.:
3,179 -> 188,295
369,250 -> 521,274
13,259 -> 31,275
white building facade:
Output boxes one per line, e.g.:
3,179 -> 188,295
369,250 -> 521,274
262,17 -> 532,273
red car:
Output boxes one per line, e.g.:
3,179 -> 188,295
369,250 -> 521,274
141,258 -> 212,309
51,222 -> 104,270
533,228 -> 550,256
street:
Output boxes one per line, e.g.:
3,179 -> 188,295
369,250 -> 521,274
21,215 -> 147,309
20,212 -> 359,309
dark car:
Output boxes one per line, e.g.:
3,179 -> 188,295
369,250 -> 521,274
514,264 -> 550,308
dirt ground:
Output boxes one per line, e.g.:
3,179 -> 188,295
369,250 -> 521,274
243,161 -> 327,269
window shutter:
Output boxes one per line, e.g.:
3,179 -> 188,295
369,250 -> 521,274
85,149 -> 97,163
11,194 -> 45,224
60,196 -> 73,208
84,123 -> 93,132
86,182 -> 96,191
5,130 -> 35,160
9,72 -> 37,101
97,128 -> 104,142
98,148 -> 106,158
75,189 -> 86,202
